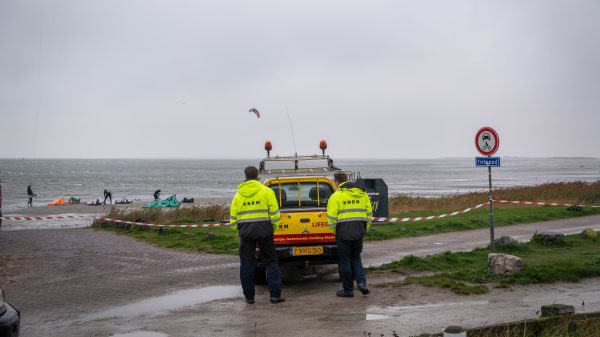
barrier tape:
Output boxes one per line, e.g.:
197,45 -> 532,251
495,200 -> 600,208
3,200 -> 599,225
103,202 -> 492,228
103,218 -> 232,228
0,214 -> 97,221
372,202 -> 489,223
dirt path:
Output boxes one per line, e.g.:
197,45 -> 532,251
1,215 -> 599,337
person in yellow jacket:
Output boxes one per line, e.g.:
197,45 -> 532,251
230,166 -> 285,304
327,172 -> 372,298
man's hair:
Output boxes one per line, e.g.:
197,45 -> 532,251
244,166 -> 259,180
333,172 -> 348,184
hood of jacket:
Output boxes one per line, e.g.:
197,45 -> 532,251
338,181 -> 365,198
237,179 -> 264,197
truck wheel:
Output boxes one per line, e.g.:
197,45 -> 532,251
255,265 -> 267,285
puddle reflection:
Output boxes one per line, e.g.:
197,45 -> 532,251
86,285 -> 242,320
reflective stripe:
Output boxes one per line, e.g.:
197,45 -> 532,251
338,208 -> 367,214
366,212 -> 373,216
237,218 -> 270,223
270,216 -> 280,223
237,209 -> 269,215
230,216 -> 238,220
269,210 -> 279,216
338,217 -> 369,223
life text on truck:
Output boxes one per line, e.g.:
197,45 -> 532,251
253,140 -> 388,282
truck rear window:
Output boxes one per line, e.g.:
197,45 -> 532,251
270,182 -> 334,209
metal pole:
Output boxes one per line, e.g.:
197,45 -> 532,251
488,166 -> 495,252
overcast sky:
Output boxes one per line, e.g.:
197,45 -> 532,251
1,0 -> 599,159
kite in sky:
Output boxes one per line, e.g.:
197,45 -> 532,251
249,108 -> 260,118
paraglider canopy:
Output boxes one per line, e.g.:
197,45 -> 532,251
249,108 -> 260,118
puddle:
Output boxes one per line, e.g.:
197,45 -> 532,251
378,300 -> 489,313
0,214 -> 97,230
318,313 -> 366,321
84,285 -> 242,320
365,314 -> 390,320
112,332 -> 169,337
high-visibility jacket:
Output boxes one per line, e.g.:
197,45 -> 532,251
230,179 -> 281,239
327,181 -> 372,241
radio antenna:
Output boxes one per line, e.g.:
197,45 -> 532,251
286,107 -> 298,157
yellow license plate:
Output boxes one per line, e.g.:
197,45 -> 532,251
291,246 -> 324,256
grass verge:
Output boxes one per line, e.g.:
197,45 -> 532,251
369,233 -> 600,295
92,204 -> 239,254
418,313 -> 600,337
367,204 -> 600,241
390,181 -> 600,213
92,181 -> 600,254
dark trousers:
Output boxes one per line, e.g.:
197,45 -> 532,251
337,238 -> 367,292
27,197 -> 33,207
103,195 -> 112,204
239,236 -> 282,300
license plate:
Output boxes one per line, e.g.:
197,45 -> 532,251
291,246 -> 324,256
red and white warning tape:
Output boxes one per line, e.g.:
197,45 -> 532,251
495,200 -> 600,208
103,218 -> 231,228
0,214 -> 96,221
371,202 -> 490,223
3,200 -> 598,225
104,202 -> 492,228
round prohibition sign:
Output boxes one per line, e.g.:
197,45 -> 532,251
475,127 -> 499,156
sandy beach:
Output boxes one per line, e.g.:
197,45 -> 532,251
4,197 -> 229,217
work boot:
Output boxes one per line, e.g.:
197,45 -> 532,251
270,297 -> 286,304
358,286 -> 370,295
245,298 -> 255,304
336,290 -> 354,298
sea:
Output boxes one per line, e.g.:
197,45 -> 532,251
0,158 -> 599,213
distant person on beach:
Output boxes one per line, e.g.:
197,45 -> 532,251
27,185 -> 34,207
153,189 -> 161,200
103,189 -> 112,205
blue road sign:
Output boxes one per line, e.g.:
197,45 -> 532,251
476,157 -> 501,167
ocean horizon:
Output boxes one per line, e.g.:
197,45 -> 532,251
1,157 -> 599,212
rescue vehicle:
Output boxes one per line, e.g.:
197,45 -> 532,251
255,140 -> 388,279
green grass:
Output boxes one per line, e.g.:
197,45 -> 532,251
96,221 -> 240,254
460,313 -> 600,337
366,205 -> 600,242
389,181 -> 600,213
369,233 -> 600,295
92,182 -> 600,254
93,204 -> 600,255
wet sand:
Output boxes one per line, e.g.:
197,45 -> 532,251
4,197 -> 229,217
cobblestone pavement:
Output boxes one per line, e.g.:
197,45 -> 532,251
0,228 -> 238,335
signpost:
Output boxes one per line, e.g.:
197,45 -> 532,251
475,127 -> 500,252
